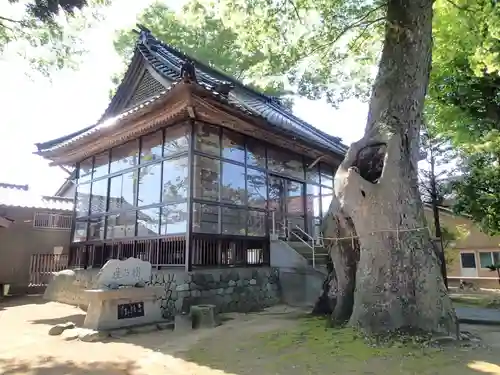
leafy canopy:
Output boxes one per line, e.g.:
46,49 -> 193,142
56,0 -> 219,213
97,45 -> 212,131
0,0 -> 109,75
428,0 -> 500,235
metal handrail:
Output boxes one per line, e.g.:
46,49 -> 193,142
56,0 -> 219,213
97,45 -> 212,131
271,211 -> 319,268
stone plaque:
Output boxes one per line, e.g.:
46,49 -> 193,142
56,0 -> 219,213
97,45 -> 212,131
117,302 -> 145,320
96,257 -> 152,288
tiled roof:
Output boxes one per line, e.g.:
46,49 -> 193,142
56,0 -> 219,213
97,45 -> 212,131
0,183 -> 74,211
36,26 -> 348,156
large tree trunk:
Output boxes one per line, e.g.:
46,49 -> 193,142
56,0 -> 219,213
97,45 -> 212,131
312,198 -> 359,325
331,0 -> 458,335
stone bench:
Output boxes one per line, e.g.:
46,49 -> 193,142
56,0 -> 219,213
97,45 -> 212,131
83,286 -> 165,331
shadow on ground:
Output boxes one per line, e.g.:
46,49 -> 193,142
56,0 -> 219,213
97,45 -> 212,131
29,313 -> 85,327
0,357 -> 138,375
0,295 -> 47,311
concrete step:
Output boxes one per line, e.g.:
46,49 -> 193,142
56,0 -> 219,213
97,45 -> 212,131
287,241 -> 329,266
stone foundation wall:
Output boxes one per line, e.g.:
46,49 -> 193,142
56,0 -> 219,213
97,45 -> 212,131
44,267 -> 281,319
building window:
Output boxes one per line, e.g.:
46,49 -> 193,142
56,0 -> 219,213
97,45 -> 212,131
247,168 -> 267,208
305,161 -> 320,184
479,252 -> 495,268
110,140 -> 140,174
161,203 -> 188,235
108,171 -> 137,212
196,123 -> 220,156
90,178 -> 108,214
137,207 -> 160,236
137,162 -> 162,207
321,187 -> 333,216
222,129 -> 245,163
193,203 -> 219,233
88,217 -> 105,240
162,157 -> 188,203
246,139 -> 266,168
106,212 -> 136,239
221,162 -> 246,205
78,157 -> 93,183
140,130 -> 164,164
461,252 -> 476,268
222,207 -> 246,235
73,220 -> 87,242
194,155 -> 220,202
93,152 -> 110,179
267,148 -> 304,179
248,211 -> 266,237
306,184 -> 321,217
164,124 -> 190,157
75,183 -> 91,217
494,252 -> 500,264
320,163 -> 334,187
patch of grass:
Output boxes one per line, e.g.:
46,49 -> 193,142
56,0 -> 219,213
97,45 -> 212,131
185,315 -> 484,375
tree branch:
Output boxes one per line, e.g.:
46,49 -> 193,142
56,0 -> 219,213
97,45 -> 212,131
0,15 -> 25,24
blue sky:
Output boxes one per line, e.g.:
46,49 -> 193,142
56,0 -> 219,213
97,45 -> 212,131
0,0 -> 366,196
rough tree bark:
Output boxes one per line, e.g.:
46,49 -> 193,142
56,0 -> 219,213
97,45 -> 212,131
325,0 -> 458,335
312,198 -> 359,326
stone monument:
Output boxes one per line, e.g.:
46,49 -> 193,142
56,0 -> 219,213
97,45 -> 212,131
83,257 -> 165,331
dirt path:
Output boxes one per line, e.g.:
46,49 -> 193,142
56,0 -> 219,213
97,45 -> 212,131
1,296 -> 500,375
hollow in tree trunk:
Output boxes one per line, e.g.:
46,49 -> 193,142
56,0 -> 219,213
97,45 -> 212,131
325,0 -> 458,335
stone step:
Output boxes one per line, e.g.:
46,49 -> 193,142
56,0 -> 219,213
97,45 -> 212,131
287,241 -> 329,266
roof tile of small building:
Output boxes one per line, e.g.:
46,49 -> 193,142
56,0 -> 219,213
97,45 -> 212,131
0,183 -> 74,211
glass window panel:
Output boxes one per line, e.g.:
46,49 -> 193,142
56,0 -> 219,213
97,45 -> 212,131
164,124 -> 190,156
305,161 -> 320,184
222,207 -> 246,235
193,203 -> 219,233
479,252 -> 493,268
268,175 -> 285,213
222,129 -> 245,163
78,157 -> 93,183
108,171 -> 138,211
246,139 -> 266,168
106,212 -> 136,239
110,140 -> 139,174
93,152 -> 110,179
221,162 -> 246,205
90,178 -> 108,214
320,163 -> 334,187
137,162 -> 162,207
247,168 -> 267,209
193,155 -> 220,202
136,207 -> 160,237
287,181 -> 304,214
196,123 -> 220,156
73,220 -> 87,242
248,211 -> 266,237
161,203 -> 188,235
461,253 -> 476,268
306,184 -> 321,217
321,187 -> 333,216
162,157 -> 189,203
267,147 -> 304,179
88,216 -> 105,240
494,252 -> 500,264
75,183 -> 91,217
140,130 -> 163,164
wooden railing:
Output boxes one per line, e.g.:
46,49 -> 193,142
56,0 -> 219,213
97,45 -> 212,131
29,253 -> 69,286
69,235 -> 269,269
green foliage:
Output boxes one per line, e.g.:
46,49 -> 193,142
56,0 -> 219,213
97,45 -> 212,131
113,0 -> 385,104
427,0 -> 500,236
0,0 -> 110,75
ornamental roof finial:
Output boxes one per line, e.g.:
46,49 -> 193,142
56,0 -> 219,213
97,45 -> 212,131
180,59 -> 197,83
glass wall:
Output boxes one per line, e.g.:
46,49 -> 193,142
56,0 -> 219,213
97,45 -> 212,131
73,123 -> 190,242
191,123 -> 336,240
71,120 -> 337,244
